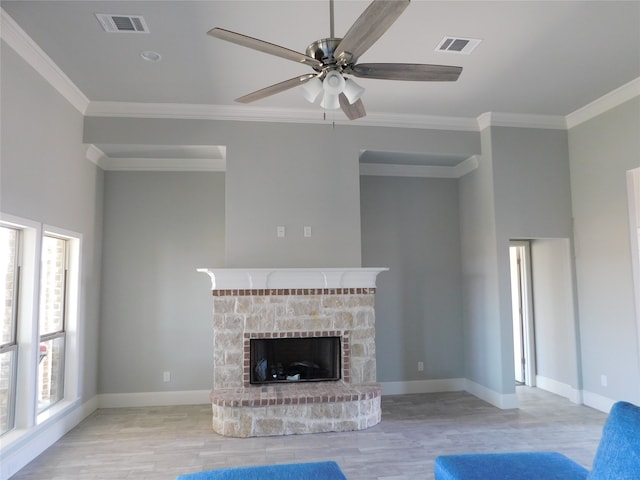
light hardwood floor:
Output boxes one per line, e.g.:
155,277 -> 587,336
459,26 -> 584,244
11,387 -> 607,480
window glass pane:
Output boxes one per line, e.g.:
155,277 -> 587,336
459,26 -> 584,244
39,235 -> 66,336
1,226 -> 18,346
37,335 -> 65,413
0,349 -> 16,434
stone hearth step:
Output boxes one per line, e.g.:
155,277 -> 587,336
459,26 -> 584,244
210,382 -> 382,437
210,382 -> 381,407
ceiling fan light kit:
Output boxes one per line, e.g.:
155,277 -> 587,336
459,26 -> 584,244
323,70 -> 346,96
301,77 -> 323,103
207,0 -> 462,120
301,70 -> 364,110
343,78 -> 366,104
320,92 -> 340,110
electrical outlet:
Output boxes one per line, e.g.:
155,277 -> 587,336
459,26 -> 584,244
601,374 -> 607,387
304,226 -> 312,237
418,361 -> 424,372
276,226 -> 285,238
163,371 -> 171,382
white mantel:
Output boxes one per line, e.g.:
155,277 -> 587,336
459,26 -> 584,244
197,267 -> 388,290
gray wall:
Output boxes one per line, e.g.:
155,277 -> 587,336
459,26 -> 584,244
460,126 -> 574,396
531,239 -> 580,390
459,129 -> 502,392
84,117 -> 480,269
0,41 -> 103,402
84,117 -> 479,394
569,97 -> 640,404
361,175 -> 464,383
493,127 -> 574,395
99,171 -> 225,393
7,26 -> 639,406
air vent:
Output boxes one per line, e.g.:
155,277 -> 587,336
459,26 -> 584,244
436,36 -> 481,55
96,14 -> 149,33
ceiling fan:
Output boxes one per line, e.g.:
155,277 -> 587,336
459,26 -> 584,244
207,0 -> 462,120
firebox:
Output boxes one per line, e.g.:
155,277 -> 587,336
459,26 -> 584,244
250,336 -> 341,384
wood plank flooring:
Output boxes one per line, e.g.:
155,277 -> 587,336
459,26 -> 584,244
11,387 -> 607,480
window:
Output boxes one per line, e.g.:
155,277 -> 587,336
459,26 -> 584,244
1,226 -> 20,435
37,235 -> 69,413
0,216 -> 81,449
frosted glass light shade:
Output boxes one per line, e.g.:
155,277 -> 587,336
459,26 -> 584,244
343,78 -> 365,104
323,71 -> 346,95
320,92 -> 340,110
301,77 -> 323,103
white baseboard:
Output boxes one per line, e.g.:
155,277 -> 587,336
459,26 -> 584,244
582,390 -> 616,413
379,378 -> 466,396
97,390 -> 211,408
465,379 -> 519,409
535,375 -> 582,404
379,378 -> 518,410
1,396 -> 98,480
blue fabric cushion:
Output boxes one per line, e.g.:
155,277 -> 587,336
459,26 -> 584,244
176,461 -> 347,480
434,452 -> 589,480
588,401 -> 640,480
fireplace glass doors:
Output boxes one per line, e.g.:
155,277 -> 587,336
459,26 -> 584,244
250,336 -> 341,384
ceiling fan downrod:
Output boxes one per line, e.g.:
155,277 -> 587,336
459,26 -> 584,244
329,0 -> 335,39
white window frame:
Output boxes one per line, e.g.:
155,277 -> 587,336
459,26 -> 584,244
0,214 -> 40,442
0,214 -> 81,447
1,225 -> 21,434
36,225 -> 81,425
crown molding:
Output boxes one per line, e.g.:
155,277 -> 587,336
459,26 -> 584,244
566,76 -> 640,129
85,144 -> 226,172
4,6 -> 636,133
360,155 -> 478,179
1,8 -> 89,114
85,144 -> 108,169
85,100 -> 479,131
453,155 -> 480,177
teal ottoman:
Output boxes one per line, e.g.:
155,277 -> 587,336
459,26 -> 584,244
434,452 -> 588,479
176,461 -> 348,480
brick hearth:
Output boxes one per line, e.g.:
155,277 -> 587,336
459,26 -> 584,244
199,268 -> 386,437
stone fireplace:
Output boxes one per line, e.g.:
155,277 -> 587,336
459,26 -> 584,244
198,268 -> 386,437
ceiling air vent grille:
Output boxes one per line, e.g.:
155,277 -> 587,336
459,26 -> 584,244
96,14 -> 149,33
436,36 -> 481,55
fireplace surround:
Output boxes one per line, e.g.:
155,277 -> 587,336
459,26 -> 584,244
199,268 -> 387,437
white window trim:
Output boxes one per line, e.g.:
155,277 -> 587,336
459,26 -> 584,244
0,214 -> 82,451
36,225 -> 82,425
1,214 -> 40,443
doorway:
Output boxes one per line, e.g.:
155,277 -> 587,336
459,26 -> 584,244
626,168 -> 640,378
509,241 -> 536,386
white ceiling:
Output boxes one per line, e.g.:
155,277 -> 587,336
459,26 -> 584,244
3,0 -> 639,120
2,1 -> 639,167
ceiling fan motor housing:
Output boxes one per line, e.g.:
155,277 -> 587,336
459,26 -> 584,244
306,38 -> 351,73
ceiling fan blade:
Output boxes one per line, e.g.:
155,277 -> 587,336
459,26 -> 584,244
351,63 -> 462,81
335,0 -> 410,64
235,74 -> 316,104
208,27 -> 322,69
339,93 -> 367,120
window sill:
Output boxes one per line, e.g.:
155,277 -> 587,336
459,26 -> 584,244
0,397 -> 79,451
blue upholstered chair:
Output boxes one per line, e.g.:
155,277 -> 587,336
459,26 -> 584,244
176,461 -> 347,480
434,401 -> 640,480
